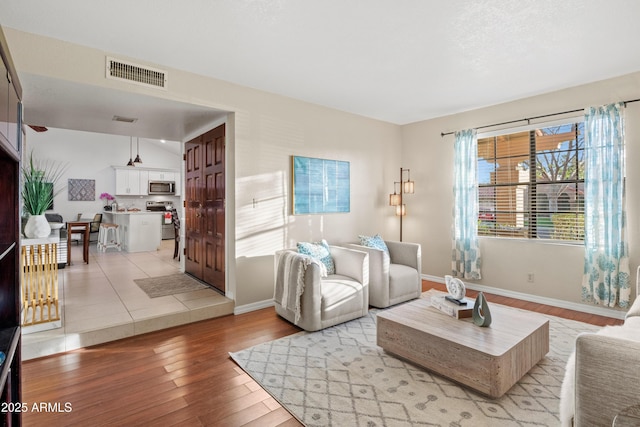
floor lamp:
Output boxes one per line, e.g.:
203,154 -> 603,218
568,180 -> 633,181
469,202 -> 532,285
389,168 -> 414,241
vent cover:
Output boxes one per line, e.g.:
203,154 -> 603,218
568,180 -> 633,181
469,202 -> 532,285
106,57 -> 167,89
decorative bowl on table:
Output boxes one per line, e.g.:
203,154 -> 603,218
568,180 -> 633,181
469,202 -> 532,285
49,222 -> 64,230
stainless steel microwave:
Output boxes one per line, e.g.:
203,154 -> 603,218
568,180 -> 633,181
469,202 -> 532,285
148,180 -> 176,195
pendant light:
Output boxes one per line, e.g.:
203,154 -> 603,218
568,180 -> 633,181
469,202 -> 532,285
126,136 -> 134,166
133,137 -> 143,165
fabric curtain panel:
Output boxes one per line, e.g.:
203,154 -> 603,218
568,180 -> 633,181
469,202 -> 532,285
582,102 -> 631,308
452,129 -> 482,279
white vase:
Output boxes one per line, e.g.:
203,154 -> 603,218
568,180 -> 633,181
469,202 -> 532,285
24,214 -> 51,238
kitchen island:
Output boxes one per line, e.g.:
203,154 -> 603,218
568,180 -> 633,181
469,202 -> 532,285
102,211 -> 163,253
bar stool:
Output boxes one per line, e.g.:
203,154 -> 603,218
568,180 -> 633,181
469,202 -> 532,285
97,223 -> 121,252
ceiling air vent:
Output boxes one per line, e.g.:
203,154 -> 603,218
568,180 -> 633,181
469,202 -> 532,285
106,57 -> 167,90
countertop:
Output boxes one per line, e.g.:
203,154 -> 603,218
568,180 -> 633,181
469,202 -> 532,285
103,210 -> 164,215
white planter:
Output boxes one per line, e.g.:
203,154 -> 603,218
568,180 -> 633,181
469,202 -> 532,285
24,214 -> 51,238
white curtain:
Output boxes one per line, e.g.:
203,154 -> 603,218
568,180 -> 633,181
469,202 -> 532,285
452,129 -> 481,279
582,103 -> 631,308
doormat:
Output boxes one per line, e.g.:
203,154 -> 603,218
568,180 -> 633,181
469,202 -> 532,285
134,273 -> 209,298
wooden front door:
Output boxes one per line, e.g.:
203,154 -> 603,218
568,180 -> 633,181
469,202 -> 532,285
185,124 -> 225,293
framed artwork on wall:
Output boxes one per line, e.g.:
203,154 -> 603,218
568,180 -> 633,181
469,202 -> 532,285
68,178 -> 95,201
292,155 -> 350,214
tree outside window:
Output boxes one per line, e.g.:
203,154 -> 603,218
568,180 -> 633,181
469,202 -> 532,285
478,122 -> 584,241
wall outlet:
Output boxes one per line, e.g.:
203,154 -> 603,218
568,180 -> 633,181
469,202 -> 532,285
527,272 -> 534,283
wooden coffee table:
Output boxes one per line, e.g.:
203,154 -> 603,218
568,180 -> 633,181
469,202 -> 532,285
377,290 -> 549,398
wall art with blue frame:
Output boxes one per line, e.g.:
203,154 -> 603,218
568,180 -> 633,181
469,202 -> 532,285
292,155 -> 350,214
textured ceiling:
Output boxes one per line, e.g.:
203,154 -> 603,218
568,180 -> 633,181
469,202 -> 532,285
2,0 -> 640,132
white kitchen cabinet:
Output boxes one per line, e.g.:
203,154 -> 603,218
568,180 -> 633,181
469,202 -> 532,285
115,168 -> 148,195
102,211 -> 162,252
148,170 -> 174,181
138,170 -> 149,195
174,172 -> 181,196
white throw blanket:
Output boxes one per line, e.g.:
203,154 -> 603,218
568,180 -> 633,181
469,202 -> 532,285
274,251 -> 324,324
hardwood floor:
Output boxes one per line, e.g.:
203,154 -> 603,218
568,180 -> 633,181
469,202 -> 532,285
21,280 -> 623,426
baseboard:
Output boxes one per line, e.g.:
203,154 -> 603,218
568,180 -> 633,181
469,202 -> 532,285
234,299 -> 274,315
422,274 -> 626,320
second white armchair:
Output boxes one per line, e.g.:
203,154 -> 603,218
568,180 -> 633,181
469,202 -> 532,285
347,239 -> 421,308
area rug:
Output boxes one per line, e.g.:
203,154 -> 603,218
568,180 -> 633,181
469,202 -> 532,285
230,307 -> 601,426
134,273 -> 208,298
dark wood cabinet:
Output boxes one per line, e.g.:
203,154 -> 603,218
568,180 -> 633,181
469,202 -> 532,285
0,24 -> 23,427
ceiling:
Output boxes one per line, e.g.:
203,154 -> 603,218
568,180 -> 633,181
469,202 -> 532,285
2,0 -> 640,142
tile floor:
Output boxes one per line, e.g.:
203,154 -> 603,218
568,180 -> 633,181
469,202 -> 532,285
22,239 -> 234,360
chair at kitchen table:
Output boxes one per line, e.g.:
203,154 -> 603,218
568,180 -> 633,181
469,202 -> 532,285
171,208 -> 180,261
71,213 -> 102,243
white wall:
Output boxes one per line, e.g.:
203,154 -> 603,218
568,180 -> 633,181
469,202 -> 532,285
402,71 -> 640,313
232,108 -> 400,306
7,29 -> 403,309
23,127 -> 181,222
18,28 -> 637,314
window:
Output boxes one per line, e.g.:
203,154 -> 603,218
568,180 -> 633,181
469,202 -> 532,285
477,121 -> 584,242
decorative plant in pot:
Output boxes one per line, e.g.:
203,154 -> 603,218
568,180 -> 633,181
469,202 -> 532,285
100,192 -> 115,210
22,152 -> 67,238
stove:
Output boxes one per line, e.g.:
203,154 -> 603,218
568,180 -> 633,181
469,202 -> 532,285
146,201 -> 176,240
146,200 -> 174,211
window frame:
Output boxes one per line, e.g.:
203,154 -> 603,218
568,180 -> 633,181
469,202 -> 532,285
476,116 -> 585,244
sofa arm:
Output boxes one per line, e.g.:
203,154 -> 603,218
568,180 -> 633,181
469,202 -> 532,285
385,241 -> 421,273
330,246 -> 369,286
575,334 -> 640,426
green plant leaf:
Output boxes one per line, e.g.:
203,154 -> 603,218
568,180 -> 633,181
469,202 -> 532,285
21,151 -> 68,215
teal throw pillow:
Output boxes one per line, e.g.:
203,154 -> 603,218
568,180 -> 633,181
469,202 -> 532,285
297,239 -> 335,275
358,234 -> 390,255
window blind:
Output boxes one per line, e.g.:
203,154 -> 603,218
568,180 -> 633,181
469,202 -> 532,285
477,122 -> 585,242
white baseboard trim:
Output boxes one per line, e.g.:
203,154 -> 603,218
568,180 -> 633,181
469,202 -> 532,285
234,299 -> 274,315
423,274 -> 626,320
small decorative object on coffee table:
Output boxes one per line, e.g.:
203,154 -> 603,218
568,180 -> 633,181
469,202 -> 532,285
430,293 -> 473,318
444,275 -> 466,304
472,292 -> 492,327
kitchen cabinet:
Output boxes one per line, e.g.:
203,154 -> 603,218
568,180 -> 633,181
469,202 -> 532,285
174,172 -> 181,196
102,211 -> 163,252
115,168 -> 148,196
148,170 -> 174,181
115,168 -> 180,196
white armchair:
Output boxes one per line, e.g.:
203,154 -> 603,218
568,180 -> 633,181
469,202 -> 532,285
347,240 -> 421,308
274,246 -> 369,331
